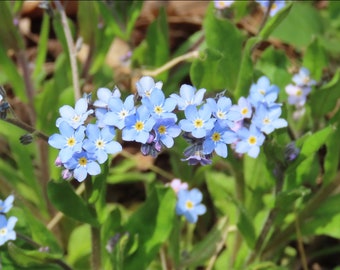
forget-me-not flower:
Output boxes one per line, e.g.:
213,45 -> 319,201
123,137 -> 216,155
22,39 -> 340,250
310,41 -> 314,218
83,124 -> 122,164
153,118 -> 181,149
48,122 -> 86,163
93,87 -> 121,108
235,124 -> 265,158
214,0 -> 234,9
252,103 -> 287,134
256,0 -> 286,17
103,95 -> 136,130
167,178 -> 188,194
170,84 -> 206,111
0,195 -> 14,214
248,76 -> 279,106
136,76 -> 163,98
203,122 -> 237,158
0,215 -> 17,246
179,104 -> 215,139
122,105 -> 156,144
285,84 -> 311,107
64,150 -> 101,182
292,67 -> 316,87
141,89 -> 177,120
176,188 -> 206,223
56,98 -> 93,129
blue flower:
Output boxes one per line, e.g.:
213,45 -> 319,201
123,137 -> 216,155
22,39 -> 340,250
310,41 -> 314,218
0,195 -> 14,214
214,0 -> 234,9
207,96 -> 241,128
252,103 -> 287,135
0,215 -> 17,246
203,122 -> 237,158
93,87 -> 121,108
182,141 -> 212,166
122,105 -> 156,144
235,124 -> 265,158
170,84 -> 206,110
83,124 -> 122,164
179,104 -> 215,138
141,89 -> 177,120
256,0 -> 286,16
48,122 -> 85,163
56,98 -> 93,129
231,96 -> 252,120
64,150 -> 101,182
176,188 -> 206,223
153,118 -> 181,148
103,95 -> 136,130
136,76 -> 163,98
248,76 -> 279,106
292,67 -> 316,87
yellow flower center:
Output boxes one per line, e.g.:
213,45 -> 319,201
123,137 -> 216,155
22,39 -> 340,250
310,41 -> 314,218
134,121 -> 144,131
67,137 -> 76,147
248,136 -> 257,145
296,88 -> 302,96
185,200 -> 194,210
95,139 -> 105,149
158,125 -> 167,134
303,77 -> 310,84
259,89 -> 266,95
72,115 -> 80,122
263,117 -> 271,125
194,119 -> 203,128
0,227 -> 7,236
241,107 -> 248,115
212,132 -> 221,142
217,110 -> 225,119
78,157 -> 87,166
154,106 -> 163,115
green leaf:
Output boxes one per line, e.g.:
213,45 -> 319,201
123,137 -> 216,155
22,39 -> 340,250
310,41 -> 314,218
302,37 -> 328,81
190,4 -> 244,91
123,186 -> 176,270
258,2 -> 293,40
7,243 -> 63,268
47,180 -> 98,226
236,202 -> 257,249
77,2 -> 99,45
271,3 -> 324,49
310,70 -> 340,118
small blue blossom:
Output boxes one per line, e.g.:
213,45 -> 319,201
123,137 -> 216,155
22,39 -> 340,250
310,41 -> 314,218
252,103 -> 287,134
153,118 -> 181,149
285,84 -> 311,107
141,89 -> 177,120
214,0 -> 234,9
0,215 -> 17,246
231,96 -> 252,120
48,122 -> 86,163
56,98 -> 93,129
179,104 -> 215,139
292,67 -> 316,87
0,195 -> 14,214
103,95 -> 136,130
207,96 -> 241,128
83,124 -> 122,164
256,0 -> 286,16
176,188 -> 206,223
136,76 -> 163,98
248,76 -> 279,106
170,84 -> 206,110
235,124 -> 265,158
122,105 -> 156,144
182,141 -> 212,165
93,87 -> 121,108
203,122 -> 237,158
64,150 -> 101,182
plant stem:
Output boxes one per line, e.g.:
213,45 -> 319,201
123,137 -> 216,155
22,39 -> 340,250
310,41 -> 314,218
294,213 -> 308,270
141,50 -> 199,77
54,0 -> 81,101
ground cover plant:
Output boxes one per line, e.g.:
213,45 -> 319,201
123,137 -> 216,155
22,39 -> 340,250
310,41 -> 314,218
1,0 -> 340,269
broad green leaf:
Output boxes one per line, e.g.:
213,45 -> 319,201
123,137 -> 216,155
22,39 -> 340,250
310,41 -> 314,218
190,4 -> 244,91
271,3 -> 324,49
107,171 -> 156,184
123,186 -> 176,270
236,202 -> 257,249
47,180 -> 98,226
302,37 -> 328,81
7,243 -> 63,268
258,2 -> 293,40
310,70 -> 340,118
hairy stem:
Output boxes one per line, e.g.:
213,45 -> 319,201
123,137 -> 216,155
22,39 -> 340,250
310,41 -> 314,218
4,118 -> 49,141
54,0 -> 81,100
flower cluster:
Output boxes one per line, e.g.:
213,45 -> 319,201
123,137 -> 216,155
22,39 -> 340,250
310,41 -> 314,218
256,0 -> 286,16
285,67 -> 316,119
49,75 -> 287,182
0,195 -> 17,246
168,179 -> 206,224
